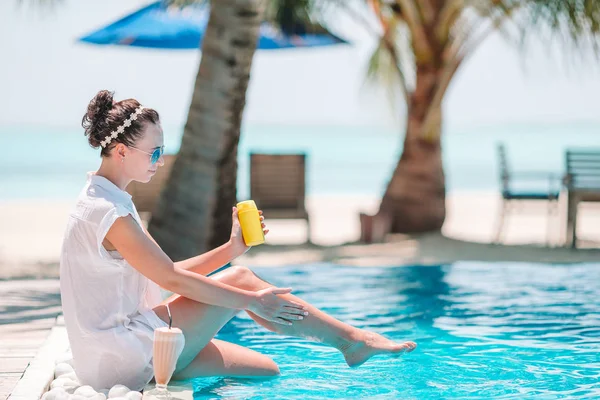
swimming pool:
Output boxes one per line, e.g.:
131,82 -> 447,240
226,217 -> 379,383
192,263 -> 600,399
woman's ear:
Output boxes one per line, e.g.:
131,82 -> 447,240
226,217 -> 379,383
116,143 -> 127,158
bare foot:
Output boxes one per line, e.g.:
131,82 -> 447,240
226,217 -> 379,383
342,331 -> 417,368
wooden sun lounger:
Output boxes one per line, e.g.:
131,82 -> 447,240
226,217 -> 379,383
250,153 -> 311,243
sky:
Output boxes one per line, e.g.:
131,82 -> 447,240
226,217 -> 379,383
1,0 -> 600,131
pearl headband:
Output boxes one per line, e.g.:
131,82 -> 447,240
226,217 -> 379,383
100,105 -> 145,148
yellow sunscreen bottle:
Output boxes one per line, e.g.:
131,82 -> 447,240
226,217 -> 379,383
236,200 -> 265,246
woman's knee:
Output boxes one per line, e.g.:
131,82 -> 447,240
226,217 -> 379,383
215,265 -> 256,289
250,354 -> 280,376
262,358 -> 280,376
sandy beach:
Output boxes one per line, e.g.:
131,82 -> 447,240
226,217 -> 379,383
1,191 -> 600,279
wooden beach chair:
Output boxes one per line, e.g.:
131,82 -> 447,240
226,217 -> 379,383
494,143 -> 561,244
250,153 -> 311,243
564,149 -> 600,248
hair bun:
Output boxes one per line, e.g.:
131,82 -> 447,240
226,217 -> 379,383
82,90 -> 115,148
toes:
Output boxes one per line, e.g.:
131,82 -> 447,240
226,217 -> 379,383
392,341 -> 416,354
402,341 -> 417,353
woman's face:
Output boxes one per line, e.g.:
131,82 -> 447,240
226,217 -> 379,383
123,122 -> 165,183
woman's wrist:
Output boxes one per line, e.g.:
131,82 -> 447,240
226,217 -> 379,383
228,287 -> 257,310
227,238 -> 247,259
243,291 -> 259,311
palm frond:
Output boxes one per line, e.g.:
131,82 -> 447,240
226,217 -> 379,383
521,0 -> 600,56
461,1 -> 522,48
265,0 -> 332,34
364,18 -> 413,107
462,0 -> 600,57
364,40 -> 404,115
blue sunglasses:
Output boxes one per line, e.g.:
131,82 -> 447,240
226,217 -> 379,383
130,146 -> 164,165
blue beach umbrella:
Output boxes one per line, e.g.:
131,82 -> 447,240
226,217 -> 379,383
78,1 -> 348,50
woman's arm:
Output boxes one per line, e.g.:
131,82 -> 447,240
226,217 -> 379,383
143,207 -> 268,276
107,215 -> 253,309
174,241 -> 236,275
106,213 -> 301,324
142,226 -> 233,276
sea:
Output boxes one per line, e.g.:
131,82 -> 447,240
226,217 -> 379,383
2,121 -> 598,201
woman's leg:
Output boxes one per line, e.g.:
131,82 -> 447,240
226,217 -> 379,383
209,266 -> 416,367
152,292 -> 248,375
172,339 -> 280,381
153,264 -> 416,380
152,277 -> 279,377
154,271 -> 279,380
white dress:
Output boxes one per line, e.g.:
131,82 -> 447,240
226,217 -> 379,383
60,172 -> 168,391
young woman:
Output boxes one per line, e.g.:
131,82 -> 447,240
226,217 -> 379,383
59,90 -> 416,391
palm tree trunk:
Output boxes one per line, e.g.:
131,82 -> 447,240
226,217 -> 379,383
378,64 -> 446,233
148,0 -> 264,261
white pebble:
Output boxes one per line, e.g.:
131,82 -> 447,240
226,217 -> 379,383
108,385 -> 130,398
124,391 -> 142,400
41,387 -> 70,400
50,378 -> 68,389
98,389 -> 110,397
109,397 -> 127,400
74,386 -> 97,398
54,363 -> 75,378
55,351 -> 74,366
90,394 -> 107,400
71,395 -> 87,400
50,378 -> 79,394
60,371 -> 80,384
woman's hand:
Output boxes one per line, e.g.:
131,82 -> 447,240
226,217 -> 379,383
229,207 -> 269,258
247,287 -> 308,326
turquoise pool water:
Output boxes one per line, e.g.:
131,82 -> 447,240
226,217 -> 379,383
192,263 -> 600,399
